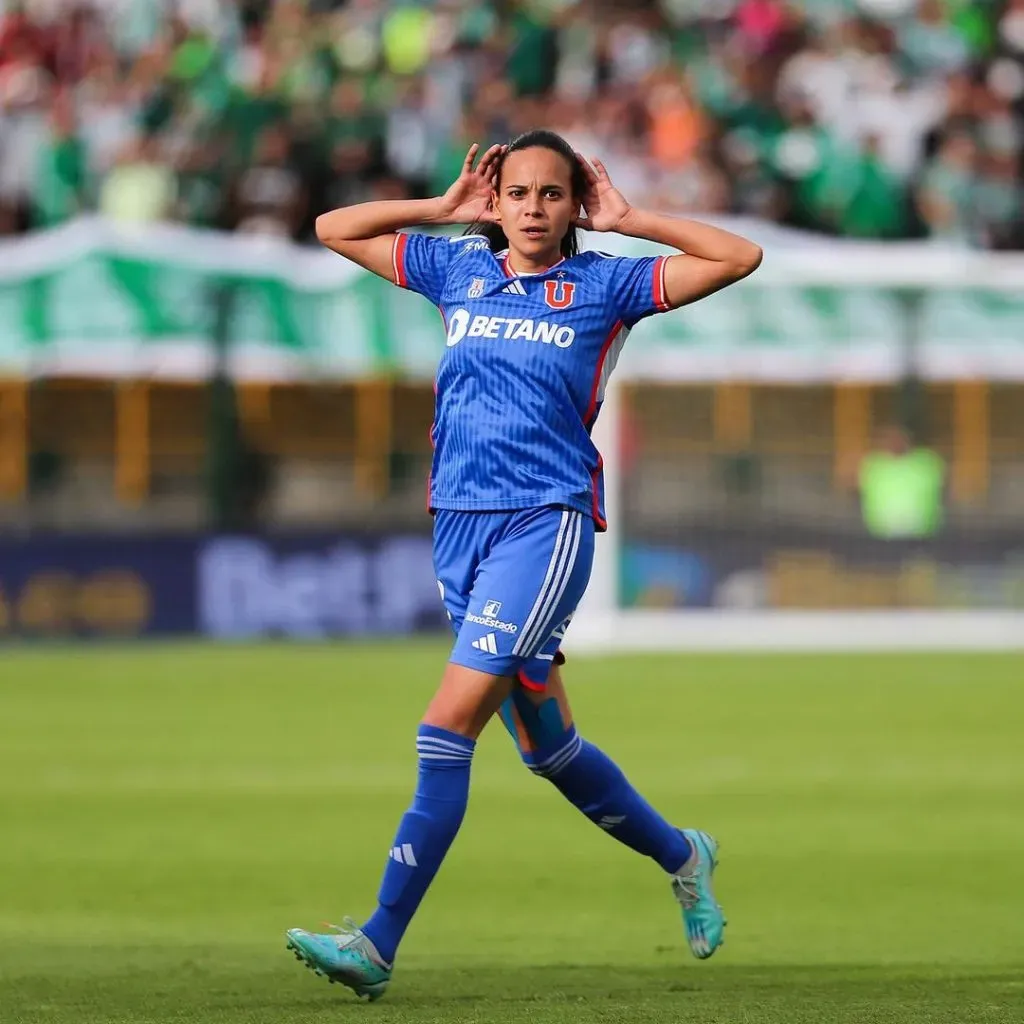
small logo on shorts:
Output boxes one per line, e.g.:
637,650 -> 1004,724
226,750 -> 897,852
472,633 -> 499,655
466,608 -> 518,634
482,599 -> 502,618
468,277 -> 486,299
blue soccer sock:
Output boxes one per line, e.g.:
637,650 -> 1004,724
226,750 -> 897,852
523,725 -> 692,874
361,724 -> 475,964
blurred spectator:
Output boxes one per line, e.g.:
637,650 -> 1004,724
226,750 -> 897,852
858,424 -> 946,540
173,131 -> 227,228
899,0 -> 970,76
31,86 -> 87,226
0,0 -> 1019,250
99,132 -> 175,224
229,122 -> 304,237
917,130 -> 979,242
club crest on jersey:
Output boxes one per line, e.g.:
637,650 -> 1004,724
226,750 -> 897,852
543,279 -> 576,309
468,277 -> 486,299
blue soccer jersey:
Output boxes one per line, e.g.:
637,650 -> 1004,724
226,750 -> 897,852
393,232 -> 671,529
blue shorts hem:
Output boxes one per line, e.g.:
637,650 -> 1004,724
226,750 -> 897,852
448,652 -> 552,687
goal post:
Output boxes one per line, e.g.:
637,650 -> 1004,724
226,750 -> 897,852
570,241 -> 1024,654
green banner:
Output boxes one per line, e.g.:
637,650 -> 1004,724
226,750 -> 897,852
1,217 -> 1022,381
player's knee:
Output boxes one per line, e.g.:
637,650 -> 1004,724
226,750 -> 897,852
499,688 -> 573,768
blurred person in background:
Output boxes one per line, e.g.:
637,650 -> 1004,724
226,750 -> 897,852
31,84 -> 87,226
228,121 -> 305,238
383,74 -> 433,200
173,130 -> 228,228
0,4 -> 53,231
916,129 -> 979,242
0,0 -> 1019,249
976,147 -> 1024,249
77,51 -> 138,179
99,131 -> 175,224
857,423 -> 946,540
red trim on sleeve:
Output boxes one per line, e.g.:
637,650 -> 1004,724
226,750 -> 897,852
393,233 -> 409,288
653,255 -> 671,311
584,320 -> 624,428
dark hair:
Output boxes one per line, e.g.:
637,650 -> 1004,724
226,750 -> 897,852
464,129 -> 585,259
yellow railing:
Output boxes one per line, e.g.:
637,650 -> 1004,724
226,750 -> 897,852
0,379 -> 1018,508
0,380 -> 27,500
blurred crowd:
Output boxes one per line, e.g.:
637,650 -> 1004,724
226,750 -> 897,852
1,0 -> 1022,248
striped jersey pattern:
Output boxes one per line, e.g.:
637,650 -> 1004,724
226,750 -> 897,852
393,233 -> 671,530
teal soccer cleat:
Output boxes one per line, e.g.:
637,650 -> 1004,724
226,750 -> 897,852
285,919 -> 392,1001
671,829 -> 727,960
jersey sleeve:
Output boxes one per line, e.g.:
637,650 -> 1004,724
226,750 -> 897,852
603,254 -> 673,327
392,232 -> 452,306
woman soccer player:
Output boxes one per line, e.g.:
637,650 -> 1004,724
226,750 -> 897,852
286,129 -> 762,1000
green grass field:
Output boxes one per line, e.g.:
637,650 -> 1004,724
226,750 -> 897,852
1,643 -> 1022,1024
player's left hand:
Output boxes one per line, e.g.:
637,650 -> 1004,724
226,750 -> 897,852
576,154 -> 633,232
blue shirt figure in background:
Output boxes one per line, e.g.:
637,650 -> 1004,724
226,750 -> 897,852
286,128 -> 762,1000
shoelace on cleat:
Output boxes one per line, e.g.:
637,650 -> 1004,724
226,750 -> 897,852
322,918 -> 391,974
321,917 -> 364,948
672,871 -> 701,909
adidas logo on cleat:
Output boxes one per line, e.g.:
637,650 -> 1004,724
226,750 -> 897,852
471,633 -> 499,655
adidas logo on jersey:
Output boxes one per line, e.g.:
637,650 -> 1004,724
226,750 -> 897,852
445,308 -> 576,349
467,277 -> 527,297
471,632 -> 499,655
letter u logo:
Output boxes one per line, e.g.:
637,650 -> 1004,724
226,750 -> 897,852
543,280 -> 576,309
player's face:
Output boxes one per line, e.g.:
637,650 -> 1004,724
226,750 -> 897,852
493,147 -> 577,267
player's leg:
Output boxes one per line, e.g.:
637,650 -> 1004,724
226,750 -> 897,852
285,663 -> 511,998
287,512 -> 513,999
500,662 -> 692,870
356,661 -> 512,962
484,510 -> 695,877
346,505 -> 589,966
500,654 -> 726,958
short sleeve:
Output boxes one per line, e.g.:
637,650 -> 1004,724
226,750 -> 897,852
604,254 -> 672,327
393,233 -> 452,306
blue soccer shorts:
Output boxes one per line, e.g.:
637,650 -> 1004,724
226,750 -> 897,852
433,506 -> 595,689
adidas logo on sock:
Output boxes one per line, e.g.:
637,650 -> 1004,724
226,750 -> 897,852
388,843 -> 418,866
598,815 -> 626,830
471,633 -> 499,655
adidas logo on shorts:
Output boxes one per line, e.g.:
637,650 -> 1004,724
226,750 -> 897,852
471,633 -> 499,655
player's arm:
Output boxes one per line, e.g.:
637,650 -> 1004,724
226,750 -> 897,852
315,144 -> 503,283
577,155 -> 762,308
315,198 -> 444,282
616,209 -> 763,308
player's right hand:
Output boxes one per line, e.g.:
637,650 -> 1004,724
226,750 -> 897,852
436,143 -> 504,225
